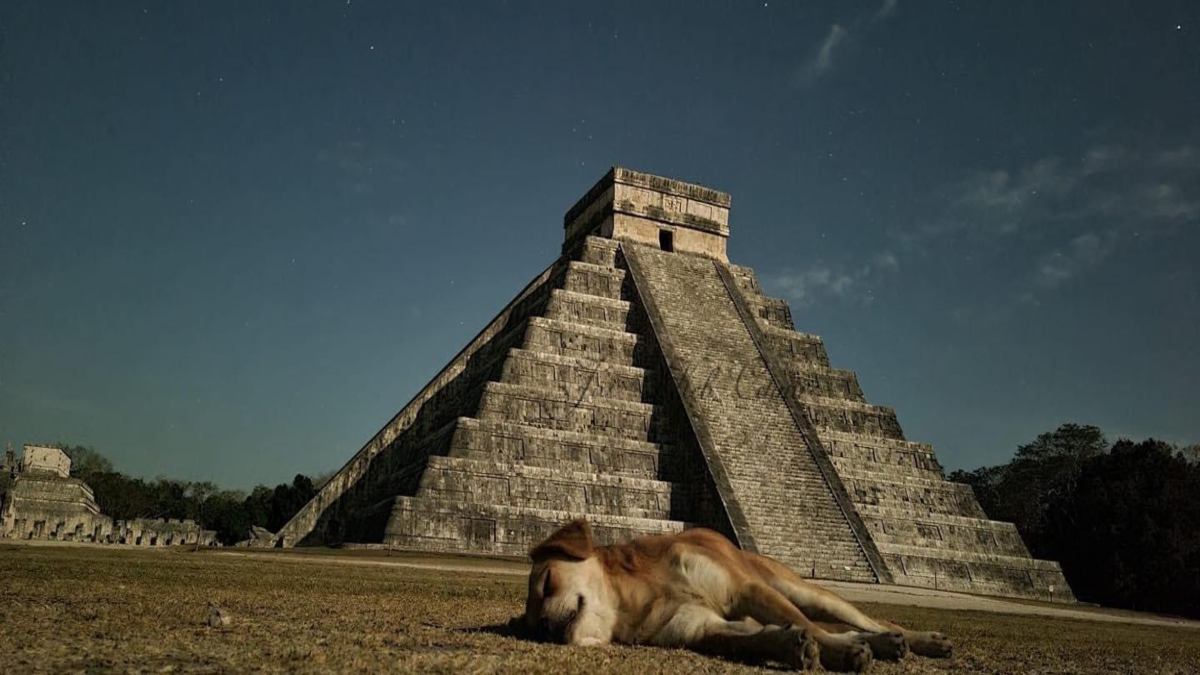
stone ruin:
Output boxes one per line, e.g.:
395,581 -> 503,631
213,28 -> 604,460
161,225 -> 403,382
112,518 -> 219,548
276,168 -> 1074,602
0,445 -> 218,547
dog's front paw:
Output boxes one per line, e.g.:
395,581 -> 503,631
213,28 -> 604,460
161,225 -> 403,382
864,631 -> 908,661
821,637 -> 873,673
907,631 -> 952,658
776,626 -> 820,670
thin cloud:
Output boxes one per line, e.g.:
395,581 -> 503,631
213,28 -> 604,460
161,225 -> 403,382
811,24 -> 847,75
873,0 -> 899,22
901,139 -> 1199,301
315,140 -> 409,194
797,0 -> 898,83
1033,230 -> 1118,289
765,250 -> 900,308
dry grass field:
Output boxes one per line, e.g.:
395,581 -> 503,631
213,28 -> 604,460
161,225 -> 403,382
2,544 -> 1198,674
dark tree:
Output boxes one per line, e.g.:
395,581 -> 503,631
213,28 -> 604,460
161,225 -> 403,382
956,425 -> 1200,618
57,444 -> 115,475
1043,439 -> 1200,616
952,423 -> 1107,551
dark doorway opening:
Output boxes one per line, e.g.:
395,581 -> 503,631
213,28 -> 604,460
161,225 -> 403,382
659,229 -> 674,252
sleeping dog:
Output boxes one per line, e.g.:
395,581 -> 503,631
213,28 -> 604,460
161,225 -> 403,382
524,519 -> 952,672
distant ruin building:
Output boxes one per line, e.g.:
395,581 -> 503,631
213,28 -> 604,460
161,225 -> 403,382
112,518 -> 218,547
0,444 -> 217,547
277,168 -> 1073,602
1,445 -> 112,542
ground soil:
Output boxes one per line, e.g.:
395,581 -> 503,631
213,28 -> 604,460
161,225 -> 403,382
2,544 -> 1198,673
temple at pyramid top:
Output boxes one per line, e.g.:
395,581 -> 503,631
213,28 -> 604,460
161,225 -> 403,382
276,165 -> 1074,604
563,167 -> 732,261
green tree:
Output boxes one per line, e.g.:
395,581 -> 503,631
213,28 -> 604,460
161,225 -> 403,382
952,423 -> 1106,550
57,444 -> 114,476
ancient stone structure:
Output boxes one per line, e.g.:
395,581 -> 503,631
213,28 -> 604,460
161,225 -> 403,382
277,168 -> 1073,602
0,445 -> 113,542
0,445 -> 218,547
112,518 -> 218,547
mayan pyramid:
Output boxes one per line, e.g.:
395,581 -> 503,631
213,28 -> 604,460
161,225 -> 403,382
277,168 -> 1073,602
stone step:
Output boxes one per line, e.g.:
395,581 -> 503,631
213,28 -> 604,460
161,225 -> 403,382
879,543 -> 1064,570
576,236 -> 620,268
561,260 -> 628,300
725,268 -> 796,330
877,543 -> 1073,602
749,296 -> 795,331
416,455 -> 675,519
857,505 -> 1031,557
855,503 -> 1009,530
476,381 -> 664,442
869,528 -> 1029,558
727,264 -> 764,293
859,510 -> 1031,558
836,466 -> 973,492
796,394 -> 904,439
522,316 -> 653,367
500,348 -> 653,403
818,431 -> 944,476
544,288 -> 635,331
761,325 -> 831,367
446,417 -> 673,479
829,455 -> 944,483
783,363 -> 866,402
383,497 -> 686,557
837,468 -> 988,519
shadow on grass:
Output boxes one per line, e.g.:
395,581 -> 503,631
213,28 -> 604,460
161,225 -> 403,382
460,616 -> 799,671
460,615 -> 542,643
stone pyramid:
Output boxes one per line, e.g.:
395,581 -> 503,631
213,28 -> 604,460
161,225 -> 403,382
277,168 -> 1073,602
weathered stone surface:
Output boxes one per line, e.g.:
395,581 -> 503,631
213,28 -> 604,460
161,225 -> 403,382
278,167 -> 1073,603
445,418 -> 671,479
19,445 -> 71,478
113,518 -> 218,547
563,168 -> 731,262
384,498 -> 685,556
418,456 -> 674,519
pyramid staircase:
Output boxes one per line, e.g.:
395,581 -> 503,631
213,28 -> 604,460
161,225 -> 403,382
725,266 -> 1074,601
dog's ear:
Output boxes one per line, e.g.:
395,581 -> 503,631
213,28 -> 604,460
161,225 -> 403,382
530,518 -> 594,562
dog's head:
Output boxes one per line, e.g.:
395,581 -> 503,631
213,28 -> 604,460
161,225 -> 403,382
524,519 -> 613,645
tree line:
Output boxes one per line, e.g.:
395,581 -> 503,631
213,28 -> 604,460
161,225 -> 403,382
55,445 -> 322,545
950,424 -> 1200,618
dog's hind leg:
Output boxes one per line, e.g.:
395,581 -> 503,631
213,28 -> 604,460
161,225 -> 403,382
734,581 -> 873,672
652,604 -> 819,670
749,553 -> 951,659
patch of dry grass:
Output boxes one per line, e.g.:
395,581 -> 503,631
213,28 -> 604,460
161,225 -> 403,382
1,545 -> 1198,673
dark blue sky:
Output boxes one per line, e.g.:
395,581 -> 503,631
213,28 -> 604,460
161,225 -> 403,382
3,1 -> 1197,488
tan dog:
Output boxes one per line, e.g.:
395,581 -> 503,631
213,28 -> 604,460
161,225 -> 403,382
524,520 -> 952,672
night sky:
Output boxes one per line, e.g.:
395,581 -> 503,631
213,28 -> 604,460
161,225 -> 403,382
3,2 -> 1197,488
